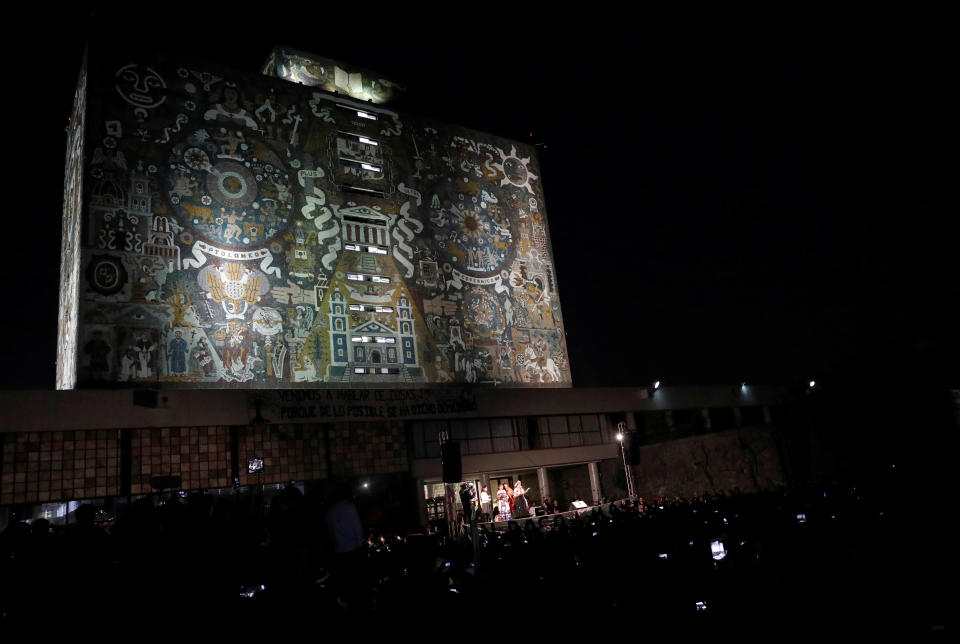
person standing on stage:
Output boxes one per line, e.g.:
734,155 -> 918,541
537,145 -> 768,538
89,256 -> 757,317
496,483 -> 512,521
459,482 -> 476,524
513,480 -> 529,518
479,486 -> 492,522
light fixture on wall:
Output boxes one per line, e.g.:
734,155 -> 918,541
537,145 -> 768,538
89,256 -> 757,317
616,422 -> 636,499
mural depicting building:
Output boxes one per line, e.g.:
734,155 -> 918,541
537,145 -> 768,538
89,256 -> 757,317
58,47 -> 571,389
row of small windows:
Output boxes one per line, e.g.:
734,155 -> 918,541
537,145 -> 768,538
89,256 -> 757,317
335,104 -> 378,121
332,118 -> 384,196
341,185 -> 386,198
412,414 -> 608,459
344,242 -> 388,255
337,129 -> 383,182
349,304 -> 392,313
340,158 -> 382,176
338,130 -> 380,153
351,335 -> 396,344
354,367 -> 400,375
347,272 -> 390,284
342,214 -> 385,226
620,406 -> 770,446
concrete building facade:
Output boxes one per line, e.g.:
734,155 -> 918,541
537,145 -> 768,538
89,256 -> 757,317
1,385 -> 790,528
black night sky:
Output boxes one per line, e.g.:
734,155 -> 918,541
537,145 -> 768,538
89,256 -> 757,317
6,12 -> 957,390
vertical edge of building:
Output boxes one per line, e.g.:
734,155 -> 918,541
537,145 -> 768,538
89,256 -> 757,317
530,143 -> 572,387
56,48 -> 88,390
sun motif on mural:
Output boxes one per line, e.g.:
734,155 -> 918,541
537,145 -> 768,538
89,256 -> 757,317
492,145 -> 538,195
165,129 -> 297,248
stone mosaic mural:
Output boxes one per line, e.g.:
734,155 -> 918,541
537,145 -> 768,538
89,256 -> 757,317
62,50 -> 570,389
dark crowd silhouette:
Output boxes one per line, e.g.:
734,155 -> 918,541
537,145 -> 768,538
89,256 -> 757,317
0,470 -> 948,634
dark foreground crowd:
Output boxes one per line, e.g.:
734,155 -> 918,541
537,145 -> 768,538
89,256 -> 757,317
0,475 -> 948,634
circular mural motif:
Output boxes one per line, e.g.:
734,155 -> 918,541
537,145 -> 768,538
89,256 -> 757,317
165,130 -> 295,248
206,161 -> 257,208
87,254 -> 127,296
463,288 -> 504,337
435,203 -> 514,277
502,156 -> 528,186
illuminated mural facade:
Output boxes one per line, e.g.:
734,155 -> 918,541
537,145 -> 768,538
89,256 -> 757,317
60,50 -> 570,389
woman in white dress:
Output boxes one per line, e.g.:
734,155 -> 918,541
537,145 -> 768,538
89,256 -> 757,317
479,486 -> 492,521
496,484 -> 512,521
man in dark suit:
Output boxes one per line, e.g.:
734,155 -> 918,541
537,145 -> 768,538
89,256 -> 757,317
459,482 -> 476,524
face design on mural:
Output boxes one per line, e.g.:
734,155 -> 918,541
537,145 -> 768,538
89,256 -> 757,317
496,146 -> 538,194
503,157 -> 527,185
115,64 -> 167,109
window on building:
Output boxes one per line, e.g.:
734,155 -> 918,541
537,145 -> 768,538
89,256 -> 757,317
353,366 -> 400,375
341,184 -> 386,198
490,418 -> 520,452
710,407 -> 737,431
338,131 -> 381,163
639,410 -> 671,444
346,273 -> 390,284
335,103 -> 379,121
672,408 -> 701,438
579,414 -> 603,445
349,304 -> 394,313
411,413 -> 622,461
547,415 -> 571,448
466,419 -> 492,455
739,405 -> 766,426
